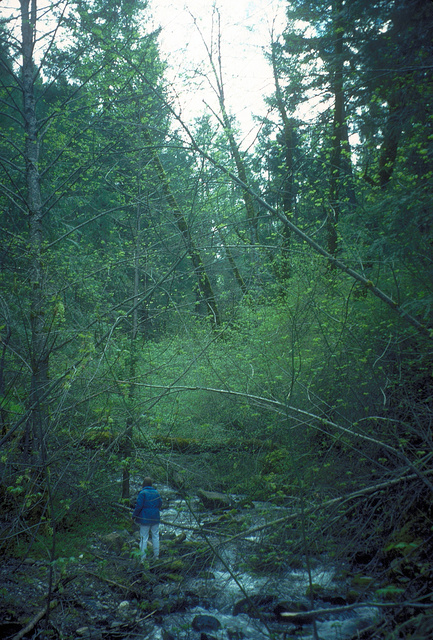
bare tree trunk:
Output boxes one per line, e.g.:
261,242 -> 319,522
217,100 -> 257,242
196,10 -> 258,242
20,0 -> 49,463
122,147 -> 144,500
327,0 -> 345,261
0,299 -> 12,435
144,130 -> 221,329
270,37 -> 296,281
378,94 -> 402,189
217,228 -> 248,297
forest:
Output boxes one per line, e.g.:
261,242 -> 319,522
0,0 -> 432,639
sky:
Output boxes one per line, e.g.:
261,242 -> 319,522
147,0 -> 287,147
1,0 -> 287,147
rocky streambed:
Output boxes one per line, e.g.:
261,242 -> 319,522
1,482 -> 382,640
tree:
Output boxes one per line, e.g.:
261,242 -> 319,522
19,0 -> 50,462
0,0 -> 170,525
193,9 -> 258,243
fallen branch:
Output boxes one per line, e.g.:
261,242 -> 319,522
114,502 -> 233,537
280,599 -> 433,621
12,573 -> 77,640
12,600 -> 58,640
133,384 -> 433,494
119,469 -> 433,546
218,468 -> 433,545
85,570 -> 130,591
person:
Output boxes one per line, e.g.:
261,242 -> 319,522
132,477 -> 162,560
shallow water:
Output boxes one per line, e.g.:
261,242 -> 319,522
145,605 -> 380,640
135,483 -> 380,640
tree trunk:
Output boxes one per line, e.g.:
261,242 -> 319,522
218,103 -> 257,242
271,40 -> 296,281
197,11 -> 258,242
144,131 -> 221,329
121,188 -> 141,501
378,94 -> 402,189
20,0 -> 49,463
327,0 -> 345,260
217,228 -> 248,297
0,301 -> 11,435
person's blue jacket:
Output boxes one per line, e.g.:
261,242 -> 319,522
132,485 -> 162,525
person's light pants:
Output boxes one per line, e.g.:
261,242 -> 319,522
139,523 -> 160,559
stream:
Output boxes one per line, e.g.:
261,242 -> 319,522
134,483 -> 381,640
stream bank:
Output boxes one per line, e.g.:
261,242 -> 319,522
1,481 -> 383,640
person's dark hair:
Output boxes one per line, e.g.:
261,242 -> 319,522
142,477 -> 153,487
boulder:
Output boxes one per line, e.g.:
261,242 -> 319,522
233,595 -> 279,619
192,614 -> 221,632
101,532 -> 126,554
197,489 -> 232,510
